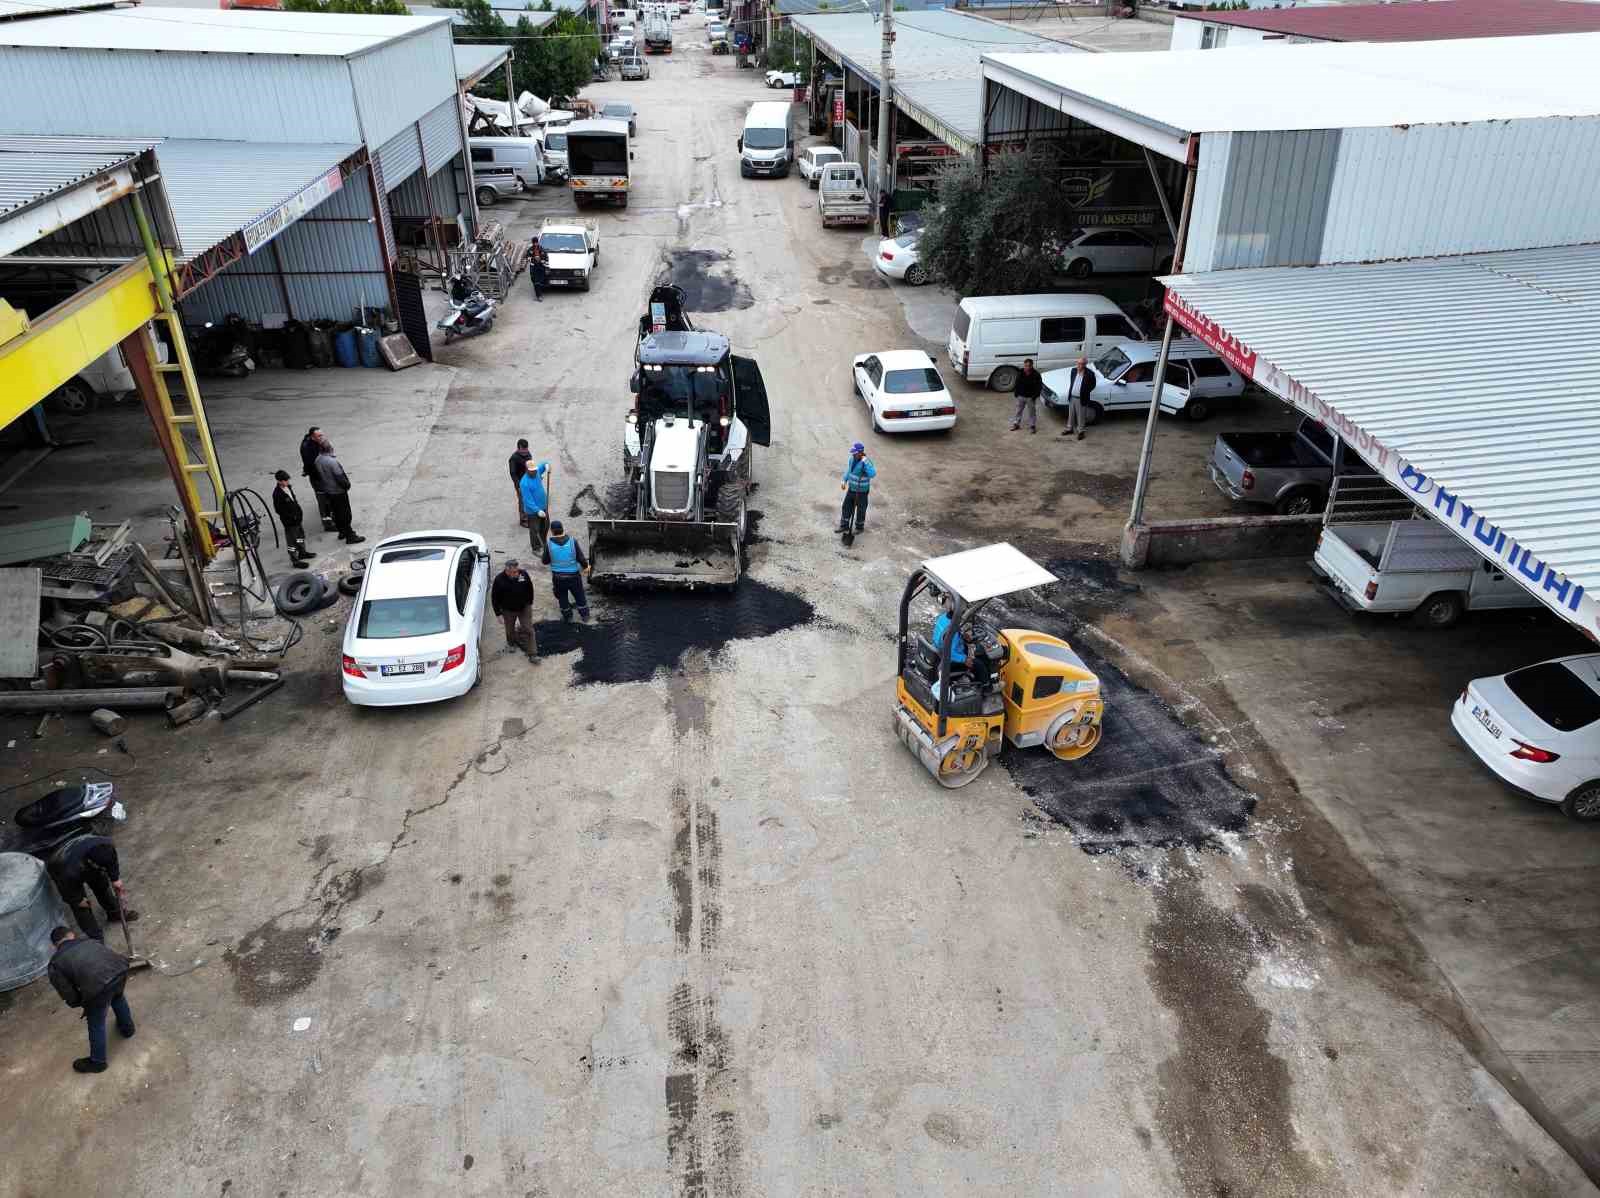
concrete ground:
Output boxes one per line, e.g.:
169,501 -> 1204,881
2,21 -> 1597,1197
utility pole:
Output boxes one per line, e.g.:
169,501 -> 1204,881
874,0 -> 894,210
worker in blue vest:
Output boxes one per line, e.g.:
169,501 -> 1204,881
838,442 -> 875,538
520,459 -> 551,552
541,519 -> 591,623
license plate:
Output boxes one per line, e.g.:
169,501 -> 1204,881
381,663 -> 425,677
1472,704 -> 1501,738
910,408 -> 936,417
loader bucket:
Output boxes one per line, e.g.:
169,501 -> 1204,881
587,518 -> 741,590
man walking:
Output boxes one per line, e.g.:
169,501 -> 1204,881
541,520 -> 591,623
1059,356 -> 1095,440
491,557 -> 538,662
878,188 -> 893,238
520,458 -> 552,551
839,442 -> 875,538
272,470 -> 311,567
313,438 -> 365,545
529,240 -> 548,301
1010,358 -> 1043,434
300,426 -> 336,533
509,439 -> 533,528
47,926 -> 134,1074
47,834 -> 137,943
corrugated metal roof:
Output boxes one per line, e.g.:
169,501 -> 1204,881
0,0 -> 131,20
154,138 -> 360,257
793,10 -> 1060,86
896,75 -> 1027,150
1162,244 -> 1600,627
453,41 -> 512,85
984,31 -> 1600,143
1186,0 -> 1600,43
0,6 -> 451,56
0,135 -> 149,219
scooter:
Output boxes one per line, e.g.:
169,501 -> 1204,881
438,275 -> 497,342
0,782 -> 126,858
192,314 -> 256,377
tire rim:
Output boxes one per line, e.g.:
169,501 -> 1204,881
55,387 -> 91,414
1426,600 -> 1454,626
1576,788 -> 1600,819
1286,497 -> 1313,515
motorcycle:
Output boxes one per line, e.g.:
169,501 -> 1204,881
438,275 -> 497,342
0,782 -> 126,858
192,313 -> 256,377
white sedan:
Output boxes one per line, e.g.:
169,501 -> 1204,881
1452,653 -> 1600,821
797,145 -> 843,188
765,68 -> 803,88
1057,227 -> 1174,280
851,349 -> 957,433
342,530 -> 490,707
872,231 -> 928,286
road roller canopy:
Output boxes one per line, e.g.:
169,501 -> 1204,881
920,543 -> 1057,604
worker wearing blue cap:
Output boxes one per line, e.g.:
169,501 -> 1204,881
838,442 -> 875,539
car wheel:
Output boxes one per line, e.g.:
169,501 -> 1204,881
1156,257 -> 1174,274
476,186 -> 497,207
1561,781 -> 1600,822
277,570 -> 323,615
473,655 -> 484,691
904,263 -> 928,286
49,379 -> 96,416
1274,488 -> 1322,517
1067,258 -> 1092,280
989,366 -> 1020,393
1185,398 -> 1212,422
1413,591 -> 1464,630
1083,402 -> 1102,427
808,177 -> 818,190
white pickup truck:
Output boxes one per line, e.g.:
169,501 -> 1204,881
536,217 -> 599,290
818,162 -> 870,228
1312,518 -> 1541,628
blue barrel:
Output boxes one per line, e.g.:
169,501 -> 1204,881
357,326 -> 382,368
333,327 -> 359,368
0,852 -> 73,991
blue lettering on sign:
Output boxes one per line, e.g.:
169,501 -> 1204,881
1409,483 -> 1586,614
1511,544 -> 1546,586
1471,516 -> 1506,555
1398,463 -> 1433,495
1431,485 -> 1462,521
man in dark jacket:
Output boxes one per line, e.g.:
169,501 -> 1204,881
48,834 -> 136,942
509,439 -> 533,528
48,926 -> 134,1074
299,426 -> 336,532
272,470 -> 311,567
491,557 -> 538,661
313,440 -> 365,545
1058,356 -> 1095,440
541,520 -> 591,622
1010,358 -> 1044,434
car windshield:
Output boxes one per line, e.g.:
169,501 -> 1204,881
1094,347 -> 1132,378
638,361 -> 731,425
883,367 -> 942,395
744,127 -> 785,150
541,232 -> 589,253
604,104 -> 632,119
544,133 -> 567,151
1505,661 -> 1600,731
358,596 -> 450,640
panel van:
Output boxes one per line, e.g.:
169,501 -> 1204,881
946,294 -> 1146,391
468,136 -> 544,204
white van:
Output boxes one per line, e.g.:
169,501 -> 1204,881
738,100 -> 793,178
946,294 -> 1146,391
1041,337 -> 1245,424
468,136 -> 544,204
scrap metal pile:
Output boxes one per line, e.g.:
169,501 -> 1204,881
445,219 -> 527,302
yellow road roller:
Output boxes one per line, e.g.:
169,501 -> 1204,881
894,543 -> 1105,788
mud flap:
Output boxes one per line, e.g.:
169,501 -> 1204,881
587,518 -> 741,590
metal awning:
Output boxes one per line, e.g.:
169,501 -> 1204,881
453,42 -> 513,89
0,136 -> 155,256
1161,244 -> 1600,634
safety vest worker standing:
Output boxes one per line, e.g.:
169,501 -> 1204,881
542,519 -> 592,623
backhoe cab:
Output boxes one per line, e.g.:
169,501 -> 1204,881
895,543 -> 1105,788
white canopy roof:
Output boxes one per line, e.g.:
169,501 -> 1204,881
923,544 -> 1057,603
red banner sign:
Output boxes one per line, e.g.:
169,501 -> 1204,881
832,93 -> 844,125
1163,289 -> 1258,379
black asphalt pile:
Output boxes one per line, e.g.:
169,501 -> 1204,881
656,248 -> 754,313
535,578 -> 815,685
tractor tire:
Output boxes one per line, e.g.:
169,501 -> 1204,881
715,480 -> 749,543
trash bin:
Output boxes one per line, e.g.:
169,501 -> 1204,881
0,852 -> 73,991
357,326 -> 382,368
333,326 -> 359,368
307,322 -> 335,368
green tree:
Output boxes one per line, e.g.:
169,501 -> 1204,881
915,146 -> 1077,296
283,0 -> 409,12
457,4 -> 600,104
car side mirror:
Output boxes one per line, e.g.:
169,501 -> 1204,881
629,372 -> 640,394
1113,379 -> 1126,386
736,137 -> 743,151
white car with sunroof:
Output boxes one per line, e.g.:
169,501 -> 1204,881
341,531 -> 491,707
851,349 -> 957,433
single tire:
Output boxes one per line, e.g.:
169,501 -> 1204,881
988,365 -> 1020,393
49,379 -> 96,416
1066,258 -> 1092,280
476,186 -> 497,207
1274,488 -> 1322,517
1083,402 -> 1103,427
808,177 -> 818,190
277,570 -> 323,615
337,573 -> 363,597
1156,257 -> 1174,275
619,195 -> 629,208
1560,781 -> 1600,822
904,263 -> 928,286
715,480 -> 749,542
1413,591 -> 1464,630
1185,398 -> 1212,422
349,555 -> 366,573
311,580 -> 340,611
871,408 -> 883,433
